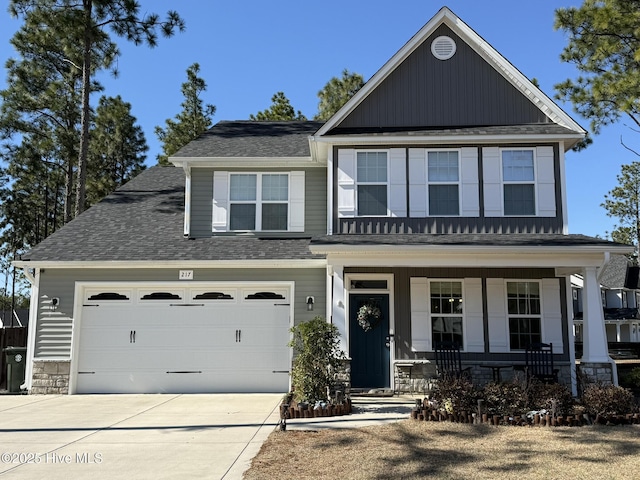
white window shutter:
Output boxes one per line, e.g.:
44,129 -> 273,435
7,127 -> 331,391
408,149 -> 427,217
486,278 -> 509,352
460,147 -> 480,217
212,171 -> 229,232
410,277 -> 430,351
337,149 -> 356,217
482,147 -> 502,217
464,278 -> 484,352
542,278 -> 564,353
288,171 -> 305,232
389,148 -> 407,217
536,146 -> 556,217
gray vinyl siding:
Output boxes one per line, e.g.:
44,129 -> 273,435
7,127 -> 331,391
334,144 -> 564,234
335,25 -> 549,131
345,267 -> 568,363
34,267 -> 326,359
190,167 -> 327,238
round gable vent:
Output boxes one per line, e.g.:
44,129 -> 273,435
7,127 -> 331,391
431,36 -> 456,60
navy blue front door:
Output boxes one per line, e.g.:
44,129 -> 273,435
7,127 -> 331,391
349,294 -> 390,389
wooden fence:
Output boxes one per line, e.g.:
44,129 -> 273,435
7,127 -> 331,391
1,326 -> 28,390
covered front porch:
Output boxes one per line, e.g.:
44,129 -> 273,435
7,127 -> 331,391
310,234 -> 633,395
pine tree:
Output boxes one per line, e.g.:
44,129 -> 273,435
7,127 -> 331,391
155,63 -> 216,166
250,92 -> 307,121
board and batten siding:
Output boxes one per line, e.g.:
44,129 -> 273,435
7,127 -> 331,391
345,267 -> 568,362
190,167 -> 327,238
33,267 -> 326,359
335,144 -> 564,234
334,24 -> 549,132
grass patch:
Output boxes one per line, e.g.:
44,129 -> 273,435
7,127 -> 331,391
245,421 -> 640,479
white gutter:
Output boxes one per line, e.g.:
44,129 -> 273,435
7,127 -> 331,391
311,133 -> 584,149
12,259 -> 328,270
183,165 -> 191,238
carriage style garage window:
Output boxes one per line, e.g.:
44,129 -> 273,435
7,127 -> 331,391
502,149 -> 535,215
507,281 -> 542,350
430,281 -> 463,347
356,151 -> 388,216
428,151 -> 459,216
229,173 -> 288,231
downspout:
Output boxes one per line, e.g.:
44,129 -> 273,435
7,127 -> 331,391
183,164 -> 191,238
20,266 -> 39,391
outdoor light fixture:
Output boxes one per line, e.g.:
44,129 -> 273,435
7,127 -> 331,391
306,296 -> 314,311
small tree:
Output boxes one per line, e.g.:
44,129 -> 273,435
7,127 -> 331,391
289,316 -> 345,403
249,92 -> 306,121
602,161 -> 640,262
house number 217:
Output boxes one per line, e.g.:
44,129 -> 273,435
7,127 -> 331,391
179,270 -> 194,280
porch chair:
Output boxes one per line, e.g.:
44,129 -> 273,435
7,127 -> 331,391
434,341 -> 472,380
525,342 -> 559,383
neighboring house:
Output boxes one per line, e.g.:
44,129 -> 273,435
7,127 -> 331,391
0,308 -> 29,328
14,7 -> 631,395
573,255 -> 640,344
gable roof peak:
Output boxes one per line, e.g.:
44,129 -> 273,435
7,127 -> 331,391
316,6 -> 585,141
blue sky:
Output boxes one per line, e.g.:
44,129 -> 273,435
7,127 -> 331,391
0,0 -> 635,238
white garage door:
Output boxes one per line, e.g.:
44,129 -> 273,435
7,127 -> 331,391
74,284 -> 291,394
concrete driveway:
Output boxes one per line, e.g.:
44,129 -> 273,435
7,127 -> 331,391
0,393 -> 282,480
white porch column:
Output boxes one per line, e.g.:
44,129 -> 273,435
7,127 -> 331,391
582,266 -> 610,362
332,265 -> 347,352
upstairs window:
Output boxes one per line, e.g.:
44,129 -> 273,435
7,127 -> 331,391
229,173 -> 288,231
356,151 -> 388,216
502,150 -> 535,215
428,151 -> 459,216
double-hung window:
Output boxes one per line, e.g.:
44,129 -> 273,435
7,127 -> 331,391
507,281 -> 541,350
229,173 -> 288,231
356,151 -> 388,216
428,151 -> 459,216
430,281 -> 463,347
502,149 -> 535,215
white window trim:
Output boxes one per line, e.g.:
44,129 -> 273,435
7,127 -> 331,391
228,172 -> 290,232
504,279 -> 544,351
426,148 -> 461,217
501,148 -> 537,217
429,279 -> 466,350
355,150 -> 390,217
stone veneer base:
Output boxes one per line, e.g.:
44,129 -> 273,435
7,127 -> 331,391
30,360 -> 70,394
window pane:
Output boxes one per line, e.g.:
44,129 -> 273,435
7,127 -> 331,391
230,204 -> 256,230
358,185 -> 387,215
261,204 -> 288,230
230,174 -> 256,201
262,174 -> 288,201
357,151 -> 387,182
509,317 -> 541,350
429,185 -> 459,215
432,317 -> 463,346
428,151 -> 459,181
503,150 -> 534,181
504,184 -> 535,215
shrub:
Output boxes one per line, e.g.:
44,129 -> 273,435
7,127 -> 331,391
482,380 -> 529,416
431,374 -> 479,413
619,367 -> 640,391
528,380 -> 575,416
581,383 -> 636,416
289,316 -> 346,404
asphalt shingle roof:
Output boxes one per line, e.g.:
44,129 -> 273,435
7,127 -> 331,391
171,121 -> 324,158
311,233 -> 627,248
325,124 -> 579,137
22,166 -> 320,262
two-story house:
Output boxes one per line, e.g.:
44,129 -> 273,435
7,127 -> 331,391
15,7 -> 631,395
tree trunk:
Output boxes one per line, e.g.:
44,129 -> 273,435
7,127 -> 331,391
75,0 -> 93,218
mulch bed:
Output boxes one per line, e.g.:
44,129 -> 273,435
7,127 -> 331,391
411,407 -> 640,426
